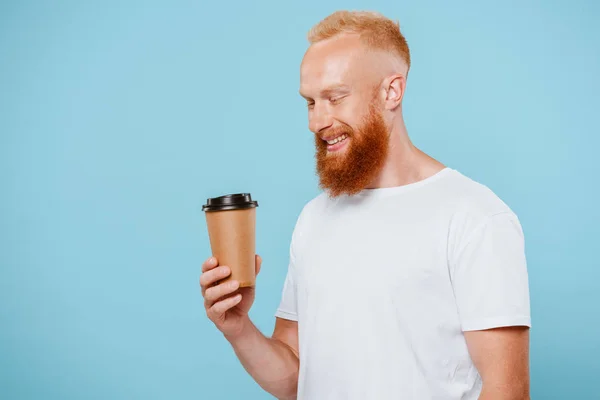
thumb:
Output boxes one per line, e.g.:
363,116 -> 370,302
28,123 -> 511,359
255,254 -> 262,275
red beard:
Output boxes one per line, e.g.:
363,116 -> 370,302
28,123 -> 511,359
315,104 -> 389,197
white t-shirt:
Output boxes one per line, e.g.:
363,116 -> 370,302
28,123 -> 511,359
275,167 -> 531,399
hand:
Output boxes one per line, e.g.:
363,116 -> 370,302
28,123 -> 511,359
200,255 -> 262,338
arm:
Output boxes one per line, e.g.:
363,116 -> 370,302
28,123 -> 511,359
200,256 -> 300,399
464,326 -> 530,400
450,212 -> 532,398
226,317 -> 299,400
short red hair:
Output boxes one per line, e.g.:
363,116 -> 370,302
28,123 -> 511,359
308,10 -> 411,72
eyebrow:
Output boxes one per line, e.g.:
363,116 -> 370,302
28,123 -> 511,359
300,84 -> 351,101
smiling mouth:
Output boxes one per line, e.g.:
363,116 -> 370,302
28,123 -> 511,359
323,133 -> 348,146
323,133 -> 349,153
325,134 -> 348,145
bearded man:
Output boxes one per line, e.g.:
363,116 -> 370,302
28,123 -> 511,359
200,10 -> 531,400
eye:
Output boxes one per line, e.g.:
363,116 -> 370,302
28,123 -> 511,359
307,102 -> 315,110
329,96 -> 344,105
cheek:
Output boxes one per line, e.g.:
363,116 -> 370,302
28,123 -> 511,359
335,107 -> 363,132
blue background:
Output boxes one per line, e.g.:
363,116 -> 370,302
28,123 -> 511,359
1,0 -> 599,398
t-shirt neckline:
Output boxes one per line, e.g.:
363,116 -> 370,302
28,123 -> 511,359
354,167 -> 454,198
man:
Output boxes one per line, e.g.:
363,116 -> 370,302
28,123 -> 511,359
200,10 -> 531,400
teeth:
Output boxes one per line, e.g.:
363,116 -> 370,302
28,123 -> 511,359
327,134 -> 348,145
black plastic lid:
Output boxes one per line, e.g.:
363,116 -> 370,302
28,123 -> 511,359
202,193 -> 258,212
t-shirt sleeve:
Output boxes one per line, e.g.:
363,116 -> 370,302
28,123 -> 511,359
274,260 -> 298,321
450,212 -> 531,331
275,223 -> 300,321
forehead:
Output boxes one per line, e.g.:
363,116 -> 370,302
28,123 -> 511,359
300,34 -> 371,95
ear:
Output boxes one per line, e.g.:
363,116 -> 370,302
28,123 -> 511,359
383,74 -> 406,110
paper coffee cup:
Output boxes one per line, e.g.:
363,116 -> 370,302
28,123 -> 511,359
202,193 -> 258,287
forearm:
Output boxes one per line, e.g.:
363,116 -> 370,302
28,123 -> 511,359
479,384 -> 530,400
225,317 -> 299,400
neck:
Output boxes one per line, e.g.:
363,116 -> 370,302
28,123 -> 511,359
366,116 -> 446,189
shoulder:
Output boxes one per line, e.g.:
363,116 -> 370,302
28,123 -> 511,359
287,193 -> 329,255
437,169 -> 521,239
442,169 -> 516,219
287,192 -> 328,234
442,169 -> 525,257
296,192 -> 330,222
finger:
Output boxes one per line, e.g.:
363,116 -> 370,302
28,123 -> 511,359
255,254 -> 262,276
200,266 -> 231,291
202,257 -> 218,272
210,293 -> 242,316
205,280 -> 240,304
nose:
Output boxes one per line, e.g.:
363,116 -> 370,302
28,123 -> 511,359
308,104 -> 334,134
